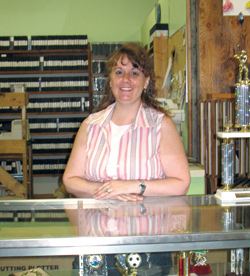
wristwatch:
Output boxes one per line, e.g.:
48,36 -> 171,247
139,181 -> 146,195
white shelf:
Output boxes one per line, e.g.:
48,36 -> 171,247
217,131 -> 250,139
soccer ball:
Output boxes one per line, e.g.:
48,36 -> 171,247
126,253 -> 142,268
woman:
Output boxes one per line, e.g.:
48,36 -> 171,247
63,42 -> 190,276
63,42 -> 190,201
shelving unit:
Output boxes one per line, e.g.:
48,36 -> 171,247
0,92 -> 32,198
0,37 -> 92,198
91,42 -> 123,108
92,55 -> 107,108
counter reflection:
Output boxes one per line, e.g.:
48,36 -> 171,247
65,197 -> 191,237
65,197 -> 250,237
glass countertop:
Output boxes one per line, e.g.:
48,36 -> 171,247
1,195 -> 250,256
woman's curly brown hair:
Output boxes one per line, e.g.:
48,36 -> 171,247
96,42 -> 169,115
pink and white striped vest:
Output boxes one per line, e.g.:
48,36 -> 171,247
84,103 -> 165,182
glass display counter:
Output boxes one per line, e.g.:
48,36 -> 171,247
2,263 -> 250,276
0,195 -> 250,275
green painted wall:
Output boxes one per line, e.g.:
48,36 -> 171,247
141,0 -> 186,47
0,0 -> 157,43
169,0 -> 186,36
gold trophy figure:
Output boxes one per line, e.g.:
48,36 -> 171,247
234,49 -> 250,132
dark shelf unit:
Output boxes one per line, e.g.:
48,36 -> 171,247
0,43 -> 93,198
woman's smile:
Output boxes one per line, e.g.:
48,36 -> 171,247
120,87 -> 133,91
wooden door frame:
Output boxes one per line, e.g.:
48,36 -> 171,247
187,0 -> 200,161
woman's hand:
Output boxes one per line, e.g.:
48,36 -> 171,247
94,180 -> 143,202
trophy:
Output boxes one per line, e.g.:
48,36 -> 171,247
226,249 -> 245,276
190,251 -> 212,275
178,251 -> 191,276
115,253 -> 161,276
83,254 -> 108,276
115,253 -> 142,276
234,49 -> 250,132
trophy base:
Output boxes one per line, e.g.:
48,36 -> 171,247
191,264 -> 212,275
215,188 -> 250,205
137,264 -> 162,276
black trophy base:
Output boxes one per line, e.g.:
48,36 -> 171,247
137,264 -> 162,276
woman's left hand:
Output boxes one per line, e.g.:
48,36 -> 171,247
115,194 -> 143,202
94,180 -> 143,202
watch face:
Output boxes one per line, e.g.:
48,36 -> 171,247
155,3 -> 161,23
140,182 -> 146,195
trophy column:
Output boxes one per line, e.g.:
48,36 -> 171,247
221,120 -> 234,191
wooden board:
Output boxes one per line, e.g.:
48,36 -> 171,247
0,140 -> 27,154
0,166 -> 26,198
0,92 -> 28,107
153,37 -> 169,98
198,0 -> 250,98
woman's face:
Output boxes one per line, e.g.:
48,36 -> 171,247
110,56 -> 149,106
